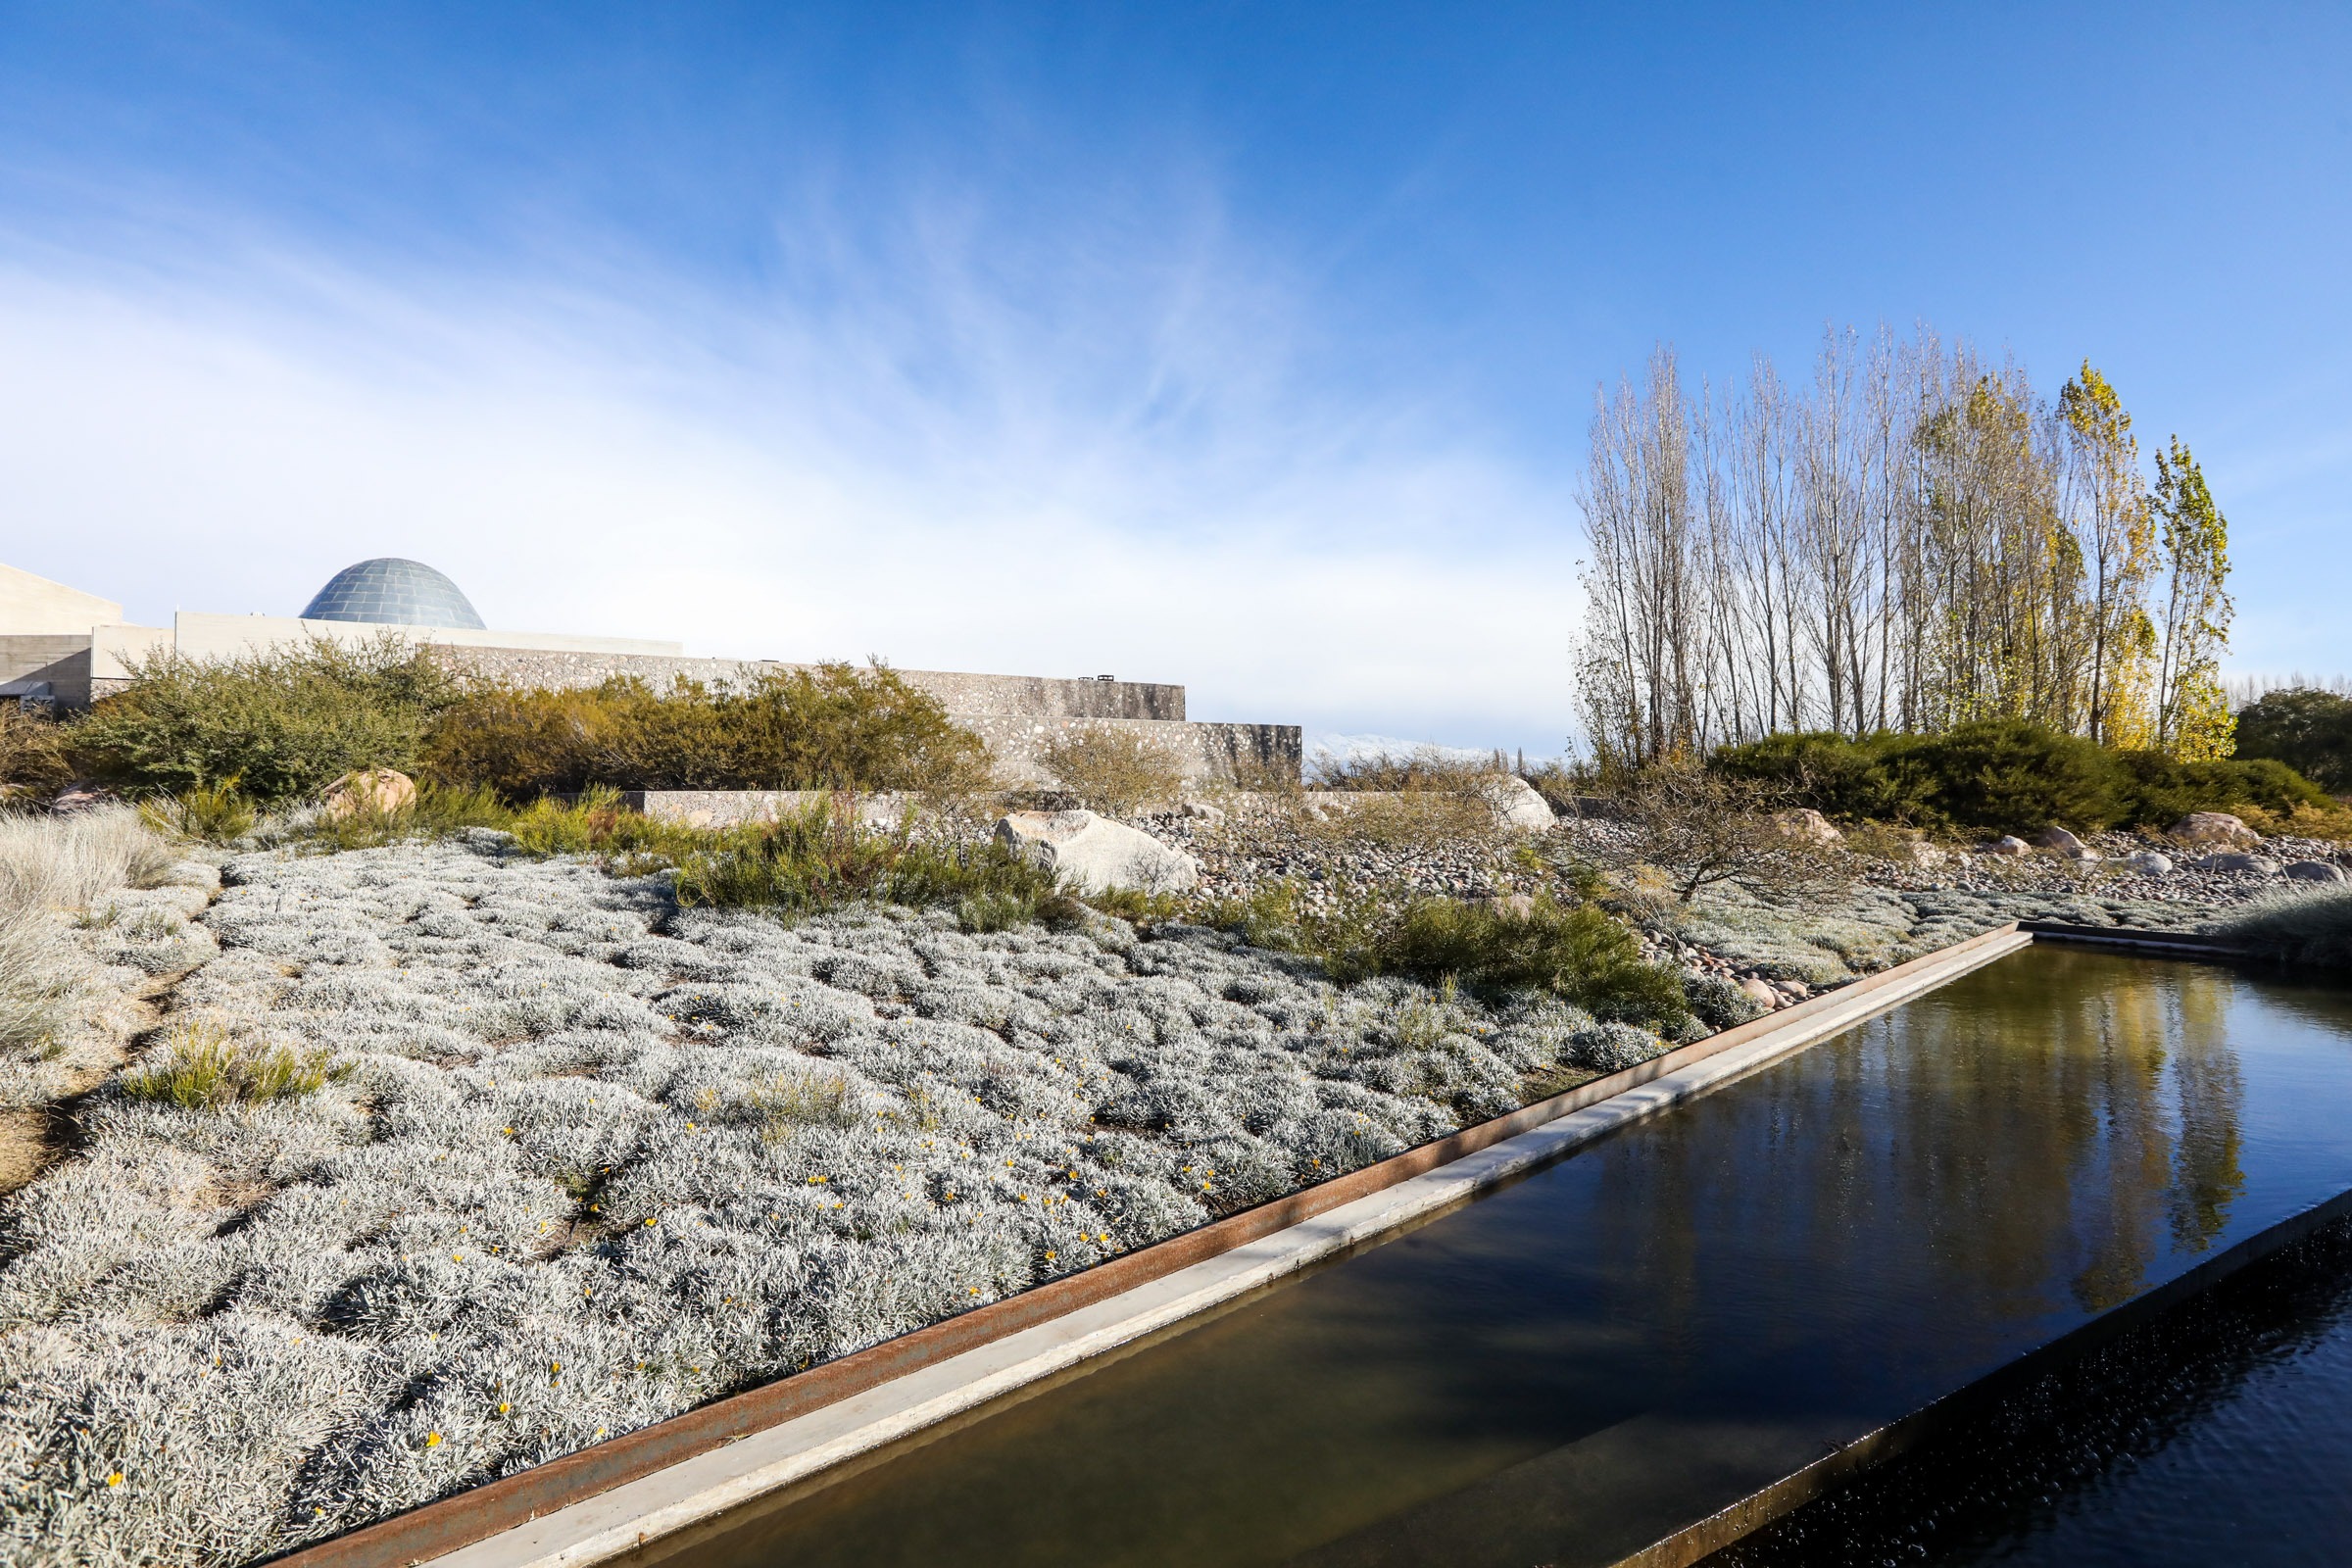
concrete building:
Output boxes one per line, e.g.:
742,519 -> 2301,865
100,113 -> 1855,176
0,558 -> 1298,784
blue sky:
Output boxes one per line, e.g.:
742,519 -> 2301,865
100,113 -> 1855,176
0,4 -> 2345,754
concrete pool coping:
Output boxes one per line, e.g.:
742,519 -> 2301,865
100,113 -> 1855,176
278,919 -> 2210,1568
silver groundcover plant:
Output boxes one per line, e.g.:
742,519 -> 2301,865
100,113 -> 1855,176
0,831 -> 1654,1566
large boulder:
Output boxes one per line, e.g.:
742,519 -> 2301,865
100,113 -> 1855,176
1480,775 -> 1557,832
1985,835 -> 2031,858
1772,808 -> 1844,847
2033,825 -> 2087,855
2171,811 -> 2259,849
2123,850 -> 2175,876
994,809 -> 1200,895
2284,859 -> 2347,884
323,768 -> 416,819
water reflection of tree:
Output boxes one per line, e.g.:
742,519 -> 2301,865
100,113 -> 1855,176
1581,951 -> 2251,1344
2165,967 -> 2245,1255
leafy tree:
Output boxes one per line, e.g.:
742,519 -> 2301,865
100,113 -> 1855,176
2059,364 -> 2157,747
2151,437 -> 2235,760
2234,688 -> 2352,792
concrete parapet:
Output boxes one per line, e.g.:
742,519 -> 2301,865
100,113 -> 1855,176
964,714 -> 1298,785
432,647 -> 1185,721
0,637 -> 97,707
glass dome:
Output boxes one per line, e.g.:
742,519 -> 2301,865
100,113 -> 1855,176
299,559 -> 486,629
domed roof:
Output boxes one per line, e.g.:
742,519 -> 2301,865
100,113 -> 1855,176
300,559 -> 486,629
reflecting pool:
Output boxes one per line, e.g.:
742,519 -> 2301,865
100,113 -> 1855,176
658,948 -> 2352,1568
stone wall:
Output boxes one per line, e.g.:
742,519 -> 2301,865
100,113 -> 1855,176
0,637 -> 95,706
962,714 -> 1299,786
432,647 -> 1186,722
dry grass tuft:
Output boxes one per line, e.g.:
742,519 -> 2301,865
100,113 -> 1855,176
119,1019 -> 346,1108
2211,885 -> 2352,969
0,808 -> 178,909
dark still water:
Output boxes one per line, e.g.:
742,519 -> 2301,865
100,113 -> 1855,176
1712,1215 -> 2352,1568
653,949 -> 2352,1568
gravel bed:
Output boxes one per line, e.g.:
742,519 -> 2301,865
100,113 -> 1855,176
0,832 -> 1663,1566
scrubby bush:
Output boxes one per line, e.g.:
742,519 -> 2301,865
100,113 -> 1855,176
671,798 -> 1076,929
1309,746 -> 1489,792
1578,763 -> 1849,905
1684,972 -> 1769,1032
1715,716 -> 2337,832
1325,895 -> 1689,1029
1038,726 -> 1185,816
423,662 -> 992,797
0,707 -> 71,792
2234,688 -> 2352,793
70,636 -> 463,805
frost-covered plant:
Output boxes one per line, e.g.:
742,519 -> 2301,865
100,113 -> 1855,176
0,835 -> 1663,1565
0,901 -> 72,1054
1683,972 -> 1767,1032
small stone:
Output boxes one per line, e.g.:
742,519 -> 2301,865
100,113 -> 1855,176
1773,808 -> 1844,847
1738,976 -> 1781,1008
1178,801 -> 1228,823
322,767 -> 416,819
2284,859 -> 2346,883
50,782 -> 115,816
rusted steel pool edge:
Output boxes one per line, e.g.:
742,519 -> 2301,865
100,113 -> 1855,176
274,922 -> 2034,1568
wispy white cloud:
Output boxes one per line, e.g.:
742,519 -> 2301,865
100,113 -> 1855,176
0,173 -> 1582,751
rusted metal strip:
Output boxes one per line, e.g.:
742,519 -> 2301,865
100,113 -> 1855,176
271,922 -> 2029,1568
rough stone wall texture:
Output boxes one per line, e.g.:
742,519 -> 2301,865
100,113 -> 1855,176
963,714 -> 1299,785
432,648 -> 1186,721
0,636 -> 94,703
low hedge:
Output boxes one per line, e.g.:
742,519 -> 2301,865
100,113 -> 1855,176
1713,718 -> 2333,833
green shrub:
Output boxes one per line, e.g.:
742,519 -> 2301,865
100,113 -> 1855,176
70,635 -> 463,805
121,1020 -> 346,1107
1716,717 -> 2338,833
2234,688 -> 2352,793
423,662 -> 992,797
1917,719 -> 2122,832
671,799 -> 1076,928
1336,895 -> 1690,1027
2113,752 -> 2332,827
1712,730 -> 1942,822
140,780 -> 259,844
